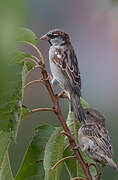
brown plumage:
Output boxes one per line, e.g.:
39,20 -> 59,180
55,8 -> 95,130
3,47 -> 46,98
78,108 -> 118,173
40,29 -> 85,122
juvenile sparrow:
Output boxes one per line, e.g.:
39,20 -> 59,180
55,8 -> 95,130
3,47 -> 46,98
78,108 -> 118,172
40,29 -> 85,122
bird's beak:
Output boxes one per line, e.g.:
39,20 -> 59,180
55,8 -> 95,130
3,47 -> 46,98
40,34 -> 49,40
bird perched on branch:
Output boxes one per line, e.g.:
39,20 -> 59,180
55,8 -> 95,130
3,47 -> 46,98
40,29 -> 85,122
78,108 -> 118,175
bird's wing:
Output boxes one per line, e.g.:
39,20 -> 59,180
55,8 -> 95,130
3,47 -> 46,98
53,45 -> 81,91
82,124 -> 113,158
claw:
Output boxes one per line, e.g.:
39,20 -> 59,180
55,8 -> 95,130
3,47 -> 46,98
73,144 -> 80,150
57,90 -> 70,100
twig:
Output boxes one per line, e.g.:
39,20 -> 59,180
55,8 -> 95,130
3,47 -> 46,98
24,79 -> 44,88
22,41 -> 45,65
51,156 -> 75,172
28,107 -> 56,114
88,163 -> 98,176
71,177 -> 87,180
20,57 -> 39,66
23,46 -> 93,179
60,130 -> 74,140
32,55 -> 41,64
32,64 -> 45,70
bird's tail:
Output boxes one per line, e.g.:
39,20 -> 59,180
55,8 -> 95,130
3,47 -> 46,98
105,156 -> 118,171
71,93 -> 85,122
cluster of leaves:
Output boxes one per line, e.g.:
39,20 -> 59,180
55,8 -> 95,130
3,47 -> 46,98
0,28 -> 96,180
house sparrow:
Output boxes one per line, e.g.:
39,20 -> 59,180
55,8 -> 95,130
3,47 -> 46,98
78,108 -> 118,173
40,29 -> 85,122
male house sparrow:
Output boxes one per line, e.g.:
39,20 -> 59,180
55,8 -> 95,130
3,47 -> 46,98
40,29 -> 85,122
78,108 -> 118,172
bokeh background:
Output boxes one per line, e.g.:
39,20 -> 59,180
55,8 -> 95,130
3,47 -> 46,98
7,0 -> 118,179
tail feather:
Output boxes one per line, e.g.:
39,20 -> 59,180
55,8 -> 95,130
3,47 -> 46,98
105,156 -> 118,171
71,94 -> 85,122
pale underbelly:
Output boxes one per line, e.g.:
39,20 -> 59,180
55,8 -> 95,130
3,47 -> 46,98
49,60 -> 68,89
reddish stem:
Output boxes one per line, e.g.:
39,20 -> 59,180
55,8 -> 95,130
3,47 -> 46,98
41,69 -> 92,180
29,107 -> 56,114
51,156 -> 75,171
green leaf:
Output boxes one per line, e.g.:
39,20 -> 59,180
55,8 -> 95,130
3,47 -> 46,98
0,60 -> 21,133
0,51 -> 33,139
44,127 -> 65,180
25,61 -> 34,71
66,104 -> 76,137
16,27 -> 37,45
15,124 -> 55,180
66,103 -> 79,146
66,98 -> 90,139
63,146 -> 79,178
8,61 -> 29,139
80,97 -> 90,108
0,152 -> 13,180
65,104 -> 80,177
21,105 -> 29,119
0,131 -> 11,167
0,131 -> 13,180
12,51 -> 33,63
12,51 -> 34,73
63,146 -> 96,179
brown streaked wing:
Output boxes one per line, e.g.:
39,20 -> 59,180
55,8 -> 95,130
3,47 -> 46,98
82,124 -> 113,158
53,45 -> 81,89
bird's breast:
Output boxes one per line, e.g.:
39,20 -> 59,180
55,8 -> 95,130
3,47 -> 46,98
49,46 -> 68,89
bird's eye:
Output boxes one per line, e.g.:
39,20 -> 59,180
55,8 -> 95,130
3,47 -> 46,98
48,34 -> 57,39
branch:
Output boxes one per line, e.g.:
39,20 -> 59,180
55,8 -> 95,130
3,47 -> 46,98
28,107 -> 56,114
41,69 -> 93,180
24,48 -> 93,179
22,41 -> 45,65
51,156 -> 75,172
71,177 -> 87,180
24,79 -> 44,88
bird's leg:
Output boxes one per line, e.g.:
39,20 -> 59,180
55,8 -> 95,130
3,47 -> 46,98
56,90 -> 70,100
73,144 -> 81,150
57,90 -> 67,98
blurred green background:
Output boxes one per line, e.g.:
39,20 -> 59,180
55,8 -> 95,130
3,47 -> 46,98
1,0 -> 118,179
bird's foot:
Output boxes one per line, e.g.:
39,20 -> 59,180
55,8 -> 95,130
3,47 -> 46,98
73,144 -> 81,150
57,90 -> 70,100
